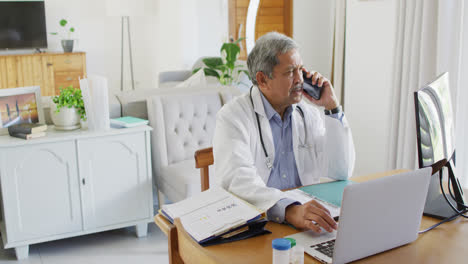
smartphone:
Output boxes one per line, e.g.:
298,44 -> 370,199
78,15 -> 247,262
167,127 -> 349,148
302,72 -> 323,100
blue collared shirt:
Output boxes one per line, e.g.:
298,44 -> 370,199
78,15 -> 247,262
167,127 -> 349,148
260,92 -> 343,223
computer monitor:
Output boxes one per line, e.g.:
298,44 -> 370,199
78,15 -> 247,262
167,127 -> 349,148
414,72 -> 465,219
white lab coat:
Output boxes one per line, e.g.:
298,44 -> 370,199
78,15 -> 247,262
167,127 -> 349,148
213,86 -> 355,211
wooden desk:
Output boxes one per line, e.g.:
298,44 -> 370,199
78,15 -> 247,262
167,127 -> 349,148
154,170 -> 468,263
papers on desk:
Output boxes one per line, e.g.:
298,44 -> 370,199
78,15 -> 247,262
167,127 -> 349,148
285,189 -> 341,218
161,187 -> 264,244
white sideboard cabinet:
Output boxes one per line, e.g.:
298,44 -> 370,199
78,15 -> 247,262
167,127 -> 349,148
0,126 -> 153,259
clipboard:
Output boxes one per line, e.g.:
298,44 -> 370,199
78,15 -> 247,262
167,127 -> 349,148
199,219 -> 270,247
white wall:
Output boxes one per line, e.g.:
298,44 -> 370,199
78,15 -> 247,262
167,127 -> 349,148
293,0 -> 400,177
344,0 -> 398,176
457,2 -> 468,188
0,0 -> 158,93
293,0 -> 335,79
156,0 -> 228,74
0,0 -> 228,94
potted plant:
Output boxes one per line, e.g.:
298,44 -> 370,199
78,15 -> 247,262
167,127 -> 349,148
50,19 -> 76,52
193,38 -> 250,86
51,86 -> 86,130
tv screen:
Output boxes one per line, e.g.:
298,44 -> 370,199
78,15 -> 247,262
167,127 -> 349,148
0,1 -> 47,49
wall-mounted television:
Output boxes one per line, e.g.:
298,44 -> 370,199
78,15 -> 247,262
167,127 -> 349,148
0,1 -> 48,50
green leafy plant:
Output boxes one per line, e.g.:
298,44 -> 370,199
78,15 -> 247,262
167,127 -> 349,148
52,86 -> 86,120
193,38 -> 250,86
50,19 -> 75,39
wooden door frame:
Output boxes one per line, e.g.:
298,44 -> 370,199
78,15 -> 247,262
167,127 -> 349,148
284,0 -> 293,37
228,0 -> 293,41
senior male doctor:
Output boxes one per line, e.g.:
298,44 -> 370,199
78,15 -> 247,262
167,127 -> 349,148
213,32 -> 355,233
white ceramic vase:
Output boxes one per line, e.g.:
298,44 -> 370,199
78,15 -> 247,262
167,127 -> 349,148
51,103 -> 81,130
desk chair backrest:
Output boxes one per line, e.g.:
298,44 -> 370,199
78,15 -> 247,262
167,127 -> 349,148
195,147 -> 213,191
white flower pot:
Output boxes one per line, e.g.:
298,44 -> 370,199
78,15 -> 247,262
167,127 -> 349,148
51,104 -> 81,130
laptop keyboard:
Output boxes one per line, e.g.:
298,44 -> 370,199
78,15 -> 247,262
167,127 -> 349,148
311,239 -> 335,258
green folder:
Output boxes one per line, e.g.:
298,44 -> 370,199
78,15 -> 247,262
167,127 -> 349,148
299,180 -> 355,207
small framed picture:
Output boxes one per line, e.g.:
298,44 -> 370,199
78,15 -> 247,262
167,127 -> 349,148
0,86 -> 45,135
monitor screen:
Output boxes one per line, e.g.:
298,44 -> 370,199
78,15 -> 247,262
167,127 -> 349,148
0,1 -> 48,49
414,72 -> 455,168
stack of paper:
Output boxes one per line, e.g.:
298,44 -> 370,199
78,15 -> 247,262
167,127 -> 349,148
80,75 -> 110,131
161,187 -> 263,244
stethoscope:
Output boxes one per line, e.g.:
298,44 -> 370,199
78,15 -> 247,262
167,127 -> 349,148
249,86 -> 312,170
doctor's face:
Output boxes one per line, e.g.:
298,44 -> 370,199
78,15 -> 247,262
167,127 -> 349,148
262,49 -> 304,111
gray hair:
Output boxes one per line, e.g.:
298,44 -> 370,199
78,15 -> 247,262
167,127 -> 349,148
247,32 -> 299,85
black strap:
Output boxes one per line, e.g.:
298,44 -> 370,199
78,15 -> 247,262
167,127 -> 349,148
324,105 -> 342,115
296,105 -> 304,119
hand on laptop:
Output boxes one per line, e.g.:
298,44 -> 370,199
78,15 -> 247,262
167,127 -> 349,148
285,200 -> 338,233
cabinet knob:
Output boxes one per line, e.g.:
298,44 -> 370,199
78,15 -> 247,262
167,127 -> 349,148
82,178 -> 86,185
47,63 -> 53,66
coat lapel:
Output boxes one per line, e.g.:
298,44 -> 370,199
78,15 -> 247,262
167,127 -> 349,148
292,103 -> 306,183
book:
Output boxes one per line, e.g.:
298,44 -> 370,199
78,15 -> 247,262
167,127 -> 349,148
8,123 -> 47,134
110,116 -> 148,128
10,132 -> 46,140
160,187 -> 265,244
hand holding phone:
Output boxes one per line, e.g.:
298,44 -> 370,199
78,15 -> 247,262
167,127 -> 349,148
302,72 -> 323,100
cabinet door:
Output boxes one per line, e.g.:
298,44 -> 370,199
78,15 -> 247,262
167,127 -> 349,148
78,132 -> 152,230
0,56 -> 19,89
0,55 -> 54,95
0,141 -> 82,242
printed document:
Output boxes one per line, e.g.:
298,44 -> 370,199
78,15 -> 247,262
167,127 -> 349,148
162,187 -> 262,243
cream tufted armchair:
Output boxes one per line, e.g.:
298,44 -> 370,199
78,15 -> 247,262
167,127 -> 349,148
147,90 -> 223,204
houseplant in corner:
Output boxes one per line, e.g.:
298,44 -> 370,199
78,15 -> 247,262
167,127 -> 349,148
193,38 -> 250,86
50,19 -> 76,52
51,86 -> 86,130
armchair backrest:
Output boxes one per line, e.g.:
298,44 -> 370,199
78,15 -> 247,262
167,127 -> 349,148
147,90 -> 222,171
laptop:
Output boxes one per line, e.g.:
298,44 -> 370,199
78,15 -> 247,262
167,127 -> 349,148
286,168 -> 432,264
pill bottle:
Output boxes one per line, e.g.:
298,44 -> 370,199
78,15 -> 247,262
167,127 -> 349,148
290,245 -> 304,264
285,238 -> 296,248
272,238 -> 291,264
285,238 -> 303,264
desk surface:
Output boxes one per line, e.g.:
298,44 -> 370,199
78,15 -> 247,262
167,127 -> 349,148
154,170 -> 468,263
